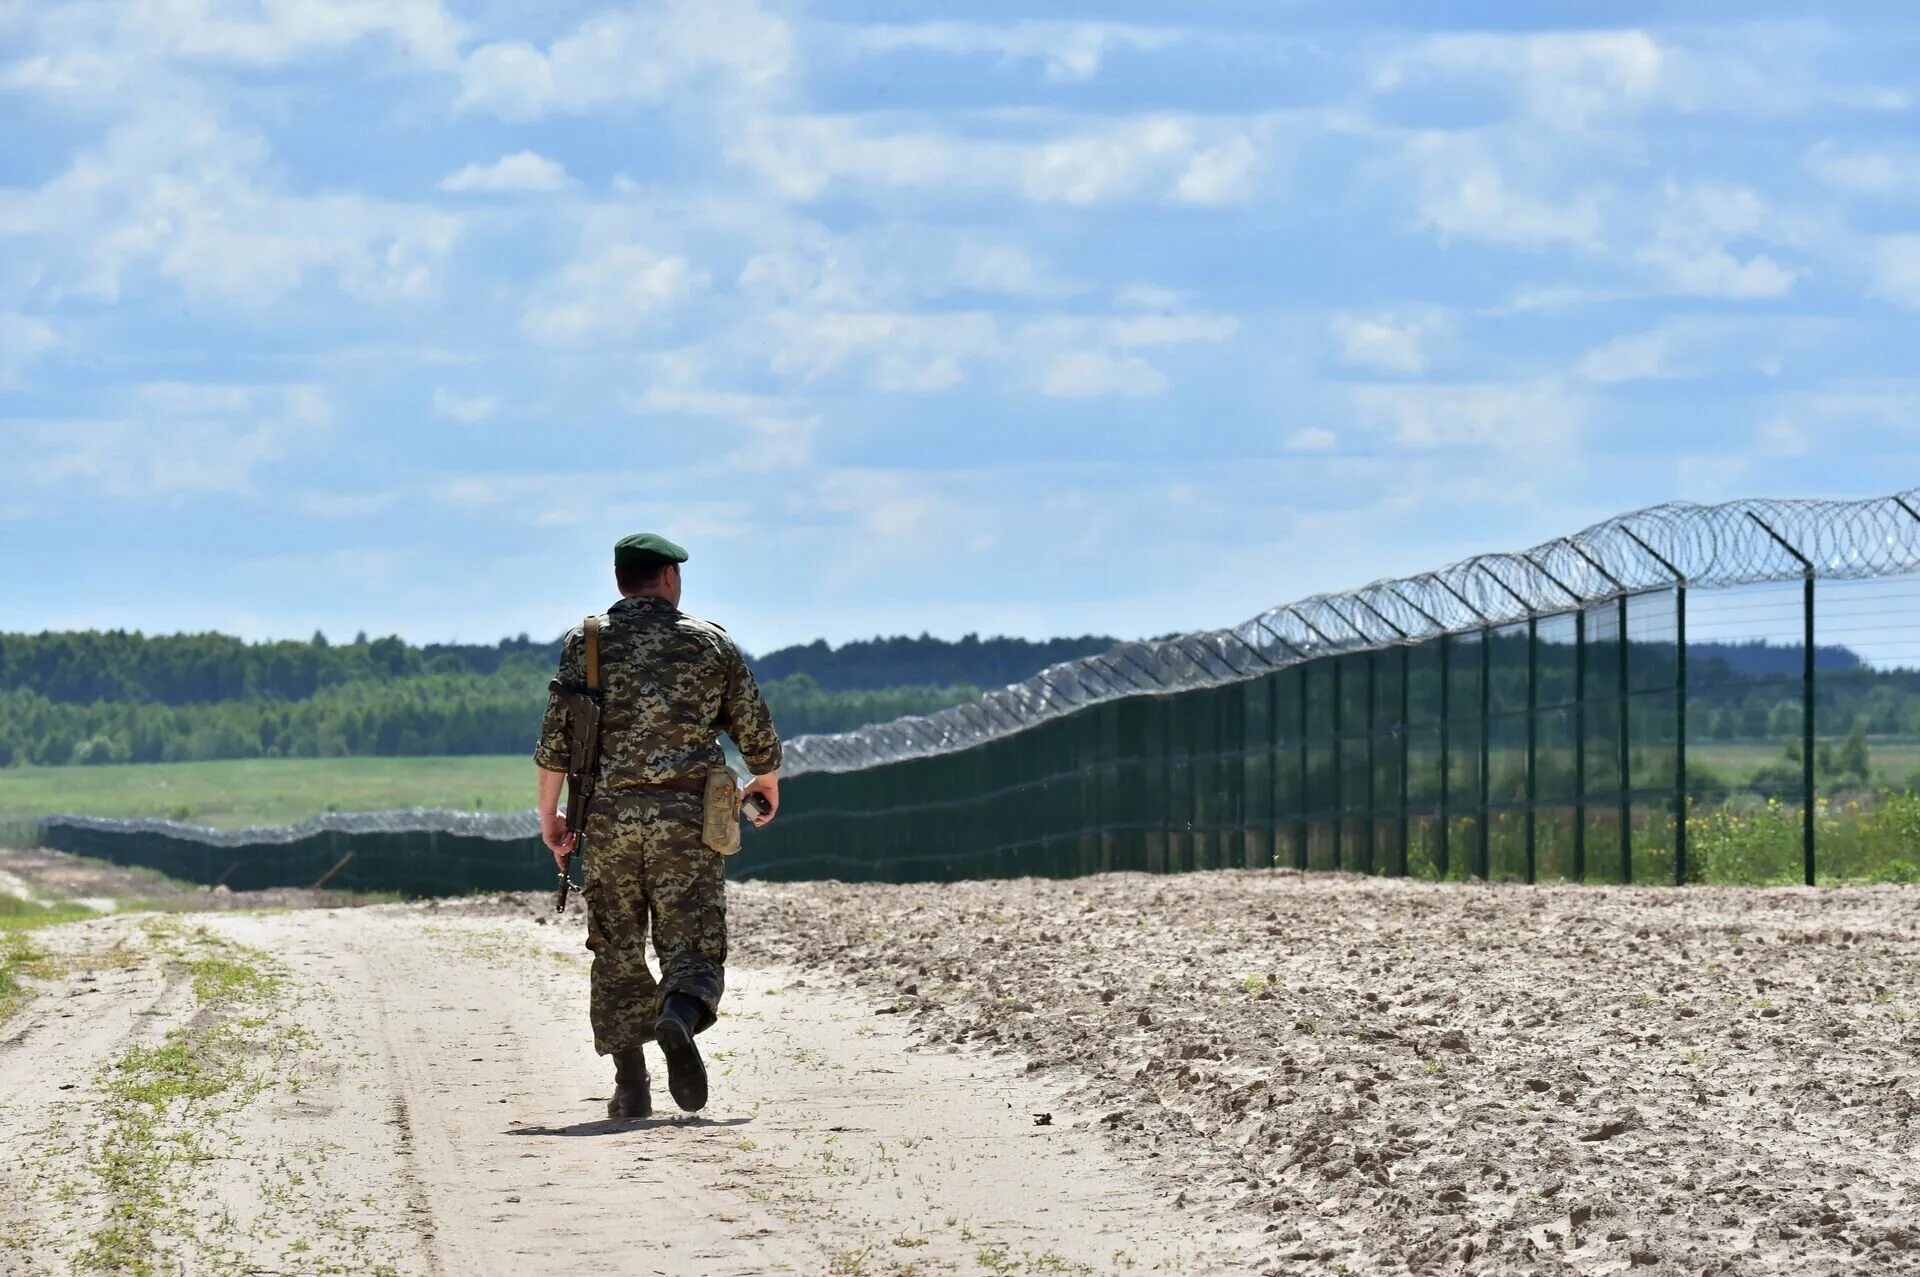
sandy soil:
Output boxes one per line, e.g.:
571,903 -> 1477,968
728,872 -> 1920,1276
4,862 -> 1916,1275
0,901 -> 1255,1276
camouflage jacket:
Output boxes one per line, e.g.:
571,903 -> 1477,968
534,595 -> 783,787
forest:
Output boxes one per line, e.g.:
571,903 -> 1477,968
6,629 -> 1918,774
0,629 -> 1114,767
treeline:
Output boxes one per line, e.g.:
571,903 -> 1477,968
0,630 -> 560,705
753,633 -> 1116,690
0,672 -> 979,768
0,628 -> 1116,704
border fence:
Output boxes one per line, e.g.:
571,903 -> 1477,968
752,489 -> 1920,886
27,488 -> 1920,893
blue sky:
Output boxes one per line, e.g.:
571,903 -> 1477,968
3,3 -> 1919,654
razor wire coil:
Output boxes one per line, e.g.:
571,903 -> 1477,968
778,488 -> 1920,775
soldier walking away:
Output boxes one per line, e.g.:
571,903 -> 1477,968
534,533 -> 782,1120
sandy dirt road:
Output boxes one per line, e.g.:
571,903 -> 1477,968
0,905 -> 1254,1276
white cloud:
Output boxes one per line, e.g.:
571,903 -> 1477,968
0,105 -> 459,307
1577,330 -> 1673,383
1375,30 -> 1665,129
627,384 -> 816,470
431,388 -> 499,422
1635,182 -> 1812,299
1372,26 -> 1904,129
10,383 -> 330,501
1173,136 -> 1262,206
521,243 -> 705,346
730,113 -> 1269,207
1285,428 -> 1337,452
1578,316 -> 1840,383
737,250 -> 877,309
1871,236 -> 1920,309
1330,311 -> 1453,375
1039,350 -> 1166,399
150,0 -> 462,67
1804,141 -> 1918,199
1399,133 -> 1606,250
848,21 -> 1182,83
1105,313 -> 1237,347
1755,420 -> 1809,457
0,313 -> 60,388
1,0 -> 463,93
1636,243 -> 1797,299
457,0 -> 790,121
1349,380 -> 1586,450
766,310 -> 999,392
1114,285 -> 1190,310
1023,117 -> 1202,205
949,244 -> 1075,298
438,151 -> 572,193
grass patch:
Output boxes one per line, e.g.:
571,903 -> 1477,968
76,933 -> 285,1275
0,755 -> 532,830
0,894 -> 99,928
0,898 -> 100,1023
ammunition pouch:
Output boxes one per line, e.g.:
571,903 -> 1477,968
702,767 -> 743,856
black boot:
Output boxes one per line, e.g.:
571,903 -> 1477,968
607,1046 -> 651,1120
654,993 -> 709,1113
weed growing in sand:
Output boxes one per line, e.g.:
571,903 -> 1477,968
1242,974 -> 1268,995
73,931 -> 300,1275
0,899 -> 101,1023
892,1233 -> 930,1248
828,1246 -> 872,1275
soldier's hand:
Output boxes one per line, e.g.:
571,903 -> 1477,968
743,771 -> 780,826
540,811 -> 577,866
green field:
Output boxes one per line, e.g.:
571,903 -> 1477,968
0,756 -> 532,830
1690,739 -> 1920,792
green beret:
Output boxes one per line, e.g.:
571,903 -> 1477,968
614,532 -> 689,570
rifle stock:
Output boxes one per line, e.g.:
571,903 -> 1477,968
550,679 -> 603,913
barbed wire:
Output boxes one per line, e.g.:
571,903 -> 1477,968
43,486 -> 1920,846
781,487 -> 1920,775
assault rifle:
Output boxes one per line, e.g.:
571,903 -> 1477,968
550,614 -> 605,913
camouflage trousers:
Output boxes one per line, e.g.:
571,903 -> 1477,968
581,789 -> 727,1056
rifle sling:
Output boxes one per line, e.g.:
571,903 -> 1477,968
584,614 -> 601,692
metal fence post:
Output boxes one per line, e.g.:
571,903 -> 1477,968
1399,643 -> 1411,876
1439,635 -> 1452,878
1297,670 -> 1309,872
1747,512 -> 1817,886
1574,609 -> 1586,881
1331,657 -> 1344,871
1675,582 -> 1688,885
1619,594 -> 1632,885
1479,627 -> 1491,881
1364,652 -> 1377,875
1526,616 -> 1538,884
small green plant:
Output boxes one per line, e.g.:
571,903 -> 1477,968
828,1248 -> 871,1276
